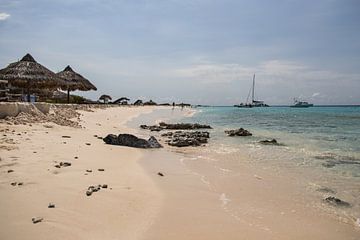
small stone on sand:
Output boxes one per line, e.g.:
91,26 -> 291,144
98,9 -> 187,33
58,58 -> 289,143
32,217 -> 43,224
98,168 -> 105,171
48,203 -> 55,208
158,172 -> 164,177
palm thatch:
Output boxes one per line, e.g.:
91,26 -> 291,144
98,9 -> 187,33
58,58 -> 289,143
113,97 -> 130,104
99,94 -> 112,103
57,65 -> 97,103
0,53 -> 64,102
133,99 -> 143,106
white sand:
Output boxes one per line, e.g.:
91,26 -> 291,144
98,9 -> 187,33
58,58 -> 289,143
0,106 -> 163,240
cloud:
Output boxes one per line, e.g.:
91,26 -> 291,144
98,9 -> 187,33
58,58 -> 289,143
0,12 -> 10,21
173,60 -> 360,87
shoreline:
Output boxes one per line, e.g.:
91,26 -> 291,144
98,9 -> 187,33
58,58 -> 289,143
1,104 -> 359,239
134,107 -> 360,239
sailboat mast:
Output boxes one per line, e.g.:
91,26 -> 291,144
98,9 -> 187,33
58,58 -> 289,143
252,74 -> 255,103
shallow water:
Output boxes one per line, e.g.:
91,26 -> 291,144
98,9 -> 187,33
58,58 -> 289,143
185,106 -> 360,224
130,106 -> 360,230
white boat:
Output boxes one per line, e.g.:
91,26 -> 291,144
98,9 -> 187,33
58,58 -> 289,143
290,99 -> 314,108
234,74 -> 269,108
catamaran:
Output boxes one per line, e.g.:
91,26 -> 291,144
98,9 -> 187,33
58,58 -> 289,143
234,74 -> 269,108
290,98 -> 313,108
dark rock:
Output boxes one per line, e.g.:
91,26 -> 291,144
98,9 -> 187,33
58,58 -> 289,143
324,196 -> 351,207
148,136 -> 162,148
86,169 -> 92,173
60,162 -> 71,167
7,169 -> 14,173
225,128 -> 252,136
158,172 -> 164,177
160,122 -> 212,130
85,143 -> 91,146
141,122 -> 212,131
164,131 -> 210,147
11,182 -> 17,186
259,139 -> 280,145
62,136 -> 71,138
102,184 -> 108,189
55,164 -> 61,168
48,203 -> 55,208
17,182 -> 23,186
98,168 -> 105,171
103,134 -> 118,145
32,217 -> 43,224
103,134 -> 162,149
86,190 -> 93,196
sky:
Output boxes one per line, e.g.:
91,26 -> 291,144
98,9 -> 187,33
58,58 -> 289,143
0,0 -> 359,105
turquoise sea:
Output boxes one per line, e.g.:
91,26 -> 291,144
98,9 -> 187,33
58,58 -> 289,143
184,106 -> 360,223
190,106 -> 360,173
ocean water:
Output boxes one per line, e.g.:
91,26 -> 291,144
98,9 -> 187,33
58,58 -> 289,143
189,106 -> 360,173
183,106 -> 360,224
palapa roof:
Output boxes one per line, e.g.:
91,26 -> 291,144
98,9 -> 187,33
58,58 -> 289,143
99,94 -> 112,100
57,65 -> 97,91
0,53 -> 64,89
113,97 -> 130,104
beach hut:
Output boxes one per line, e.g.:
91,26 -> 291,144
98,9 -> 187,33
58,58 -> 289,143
57,65 -> 97,103
0,53 -> 64,102
113,97 -> 130,105
133,99 -> 143,106
99,94 -> 112,104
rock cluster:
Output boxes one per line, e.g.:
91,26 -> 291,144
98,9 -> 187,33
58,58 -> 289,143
224,128 -> 252,136
162,131 -> 210,147
86,184 -> 108,196
140,122 -> 212,131
103,134 -> 162,148
54,162 -> 72,168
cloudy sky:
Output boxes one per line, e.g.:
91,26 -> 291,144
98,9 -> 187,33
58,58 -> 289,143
0,0 -> 359,105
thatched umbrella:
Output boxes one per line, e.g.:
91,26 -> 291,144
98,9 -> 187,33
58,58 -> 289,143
113,97 -> 130,105
99,94 -> 112,104
57,65 -> 97,103
0,53 -> 64,102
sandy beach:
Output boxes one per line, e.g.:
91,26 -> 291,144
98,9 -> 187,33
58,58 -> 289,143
1,104 -> 359,240
0,105 -> 163,240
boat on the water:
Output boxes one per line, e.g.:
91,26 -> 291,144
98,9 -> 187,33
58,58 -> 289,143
290,99 -> 314,108
234,74 -> 269,108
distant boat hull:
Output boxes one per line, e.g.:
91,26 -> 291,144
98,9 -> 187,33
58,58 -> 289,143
290,103 -> 313,108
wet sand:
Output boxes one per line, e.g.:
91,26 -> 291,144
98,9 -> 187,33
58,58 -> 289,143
139,148 -> 360,240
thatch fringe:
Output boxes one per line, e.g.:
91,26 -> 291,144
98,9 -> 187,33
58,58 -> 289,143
57,65 -> 97,91
0,53 -> 64,89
